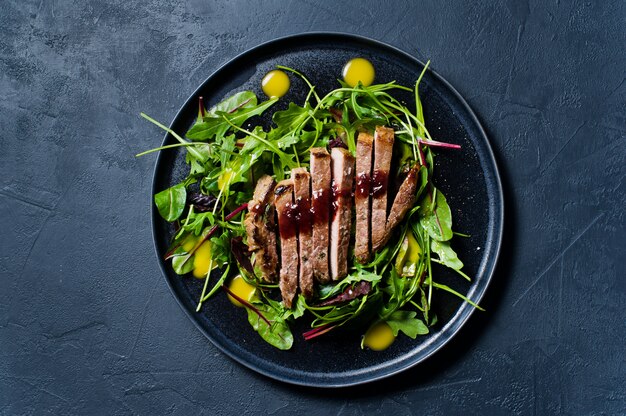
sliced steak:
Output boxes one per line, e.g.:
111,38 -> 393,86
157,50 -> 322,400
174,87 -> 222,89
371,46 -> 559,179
354,132 -> 374,264
243,175 -> 278,282
380,165 -> 420,247
291,168 -> 314,299
371,126 -> 395,253
329,147 -> 355,281
274,180 -> 299,308
309,147 -> 332,283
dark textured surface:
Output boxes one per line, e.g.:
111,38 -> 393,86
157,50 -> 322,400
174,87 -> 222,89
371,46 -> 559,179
0,0 -> 624,414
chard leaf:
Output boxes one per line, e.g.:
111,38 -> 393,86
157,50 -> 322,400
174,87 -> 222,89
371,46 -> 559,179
246,302 -> 294,350
208,91 -> 257,115
419,188 -> 453,241
431,239 -> 463,270
386,310 -> 429,339
154,183 -> 186,221
171,251 -> 195,275
318,281 -> 372,306
187,98 -> 278,141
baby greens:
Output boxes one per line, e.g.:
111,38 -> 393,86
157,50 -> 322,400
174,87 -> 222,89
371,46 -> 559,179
139,62 -> 480,350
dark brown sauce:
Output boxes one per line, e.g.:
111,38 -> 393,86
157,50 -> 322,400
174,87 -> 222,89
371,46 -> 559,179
331,182 -> 352,220
355,173 -> 371,200
311,188 -> 330,226
371,170 -> 388,198
296,196 -> 312,236
278,201 -> 298,240
249,202 -> 263,216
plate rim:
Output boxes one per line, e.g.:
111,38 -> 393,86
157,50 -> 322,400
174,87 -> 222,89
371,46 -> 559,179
150,31 -> 504,388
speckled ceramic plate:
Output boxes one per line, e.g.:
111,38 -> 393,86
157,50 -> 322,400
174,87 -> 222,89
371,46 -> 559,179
151,32 -> 503,387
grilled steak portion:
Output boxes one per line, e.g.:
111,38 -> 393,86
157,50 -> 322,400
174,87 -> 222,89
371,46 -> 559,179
371,126 -> 395,253
329,147 -> 355,280
310,147 -> 332,283
243,175 -> 278,282
274,180 -> 298,308
292,168 -> 314,299
380,165 -> 420,248
354,132 -> 374,264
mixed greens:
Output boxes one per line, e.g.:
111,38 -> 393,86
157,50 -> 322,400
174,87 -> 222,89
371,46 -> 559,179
139,63 -> 481,350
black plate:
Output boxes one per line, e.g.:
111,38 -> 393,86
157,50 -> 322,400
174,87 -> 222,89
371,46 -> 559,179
151,33 -> 503,387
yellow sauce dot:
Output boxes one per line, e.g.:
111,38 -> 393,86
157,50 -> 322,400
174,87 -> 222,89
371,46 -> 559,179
181,234 -> 197,252
342,58 -> 375,87
406,232 -> 422,264
227,275 -> 258,307
262,69 -> 290,98
192,241 -> 212,278
363,321 -> 395,351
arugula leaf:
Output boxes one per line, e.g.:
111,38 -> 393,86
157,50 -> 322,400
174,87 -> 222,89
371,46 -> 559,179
386,311 -> 429,339
431,239 -> 463,270
419,188 -> 453,241
271,102 -> 311,135
432,282 -> 484,311
415,166 -> 429,200
186,98 -> 278,141
154,183 -> 186,221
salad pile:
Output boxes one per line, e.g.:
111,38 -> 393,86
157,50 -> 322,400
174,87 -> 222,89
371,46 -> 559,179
139,63 -> 481,350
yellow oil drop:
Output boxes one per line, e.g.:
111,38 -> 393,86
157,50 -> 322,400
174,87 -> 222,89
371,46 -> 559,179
342,58 -> 375,87
363,321 -> 395,351
192,241 -> 212,278
181,234 -> 197,252
262,69 -> 290,98
227,275 -> 257,307
406,232 -> 422,264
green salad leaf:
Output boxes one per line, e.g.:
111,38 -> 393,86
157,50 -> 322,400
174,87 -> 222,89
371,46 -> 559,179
419,188 -> 453,241
386,311 -> 429,338
246,301 -> 294,350
154,183 -> 186,222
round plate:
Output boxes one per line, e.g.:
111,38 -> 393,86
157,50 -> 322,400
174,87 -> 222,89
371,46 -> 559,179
151,33 -> 503,387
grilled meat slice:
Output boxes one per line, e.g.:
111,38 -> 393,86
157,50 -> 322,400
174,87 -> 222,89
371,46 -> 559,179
243,175 -> 278,282
292,168 -> 314,299
274,180 -> 299,308
371,126 -> 395,253
378,165 -> 420,248
354,132 -> 374,264
310,147 -> 332,283
329,147 -> 355,281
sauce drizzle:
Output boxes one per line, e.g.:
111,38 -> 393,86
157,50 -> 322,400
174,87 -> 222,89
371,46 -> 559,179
371,170 -> 388,198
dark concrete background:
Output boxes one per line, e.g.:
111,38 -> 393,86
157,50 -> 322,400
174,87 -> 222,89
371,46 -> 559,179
1,0 -> 624,414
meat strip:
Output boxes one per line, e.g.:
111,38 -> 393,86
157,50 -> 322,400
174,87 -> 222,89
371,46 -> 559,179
291,168 -> 314,299
243,175 -> 278,282
378,165 -> 420,248
309,147 -> 332,283
274,180 -> 299,308
354,132 -> 374,264
329,147 -> 355,281
371,126 -> 395,252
